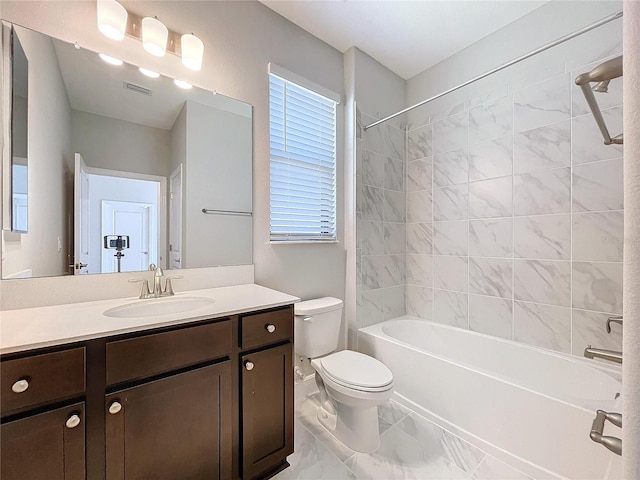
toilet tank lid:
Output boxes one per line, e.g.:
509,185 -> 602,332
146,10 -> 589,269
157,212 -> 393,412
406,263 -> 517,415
295,297 -> 343,316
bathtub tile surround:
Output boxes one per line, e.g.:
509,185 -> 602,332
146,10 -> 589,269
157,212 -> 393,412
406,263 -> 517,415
403,43 -> 624,358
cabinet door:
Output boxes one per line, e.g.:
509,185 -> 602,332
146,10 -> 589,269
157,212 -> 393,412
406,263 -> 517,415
0,402 -> 85,480
106,362 -> 232,480
242,343 -> 294,480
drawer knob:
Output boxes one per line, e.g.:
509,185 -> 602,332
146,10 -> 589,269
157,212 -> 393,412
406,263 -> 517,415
244,361 -> 255,371
11,379 -> 29,393
266,324 -> 276,333
109,401 -> 122,415
66,414 -> 81,429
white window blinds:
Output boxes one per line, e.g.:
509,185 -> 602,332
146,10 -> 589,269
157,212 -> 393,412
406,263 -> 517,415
269,70 -> 337,242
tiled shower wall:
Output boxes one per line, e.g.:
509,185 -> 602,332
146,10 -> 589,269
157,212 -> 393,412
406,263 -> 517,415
405,54 -> 624,356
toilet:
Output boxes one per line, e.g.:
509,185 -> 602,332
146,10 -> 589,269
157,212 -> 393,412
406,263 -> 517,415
295,297 -> 394,453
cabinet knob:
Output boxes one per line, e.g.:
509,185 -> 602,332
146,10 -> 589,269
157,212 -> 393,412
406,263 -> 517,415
66,414 -> 81,429
11,379 -> 29,393
109,401 -> 122,415
265,324 -> 276,333
244,361 -> 254,371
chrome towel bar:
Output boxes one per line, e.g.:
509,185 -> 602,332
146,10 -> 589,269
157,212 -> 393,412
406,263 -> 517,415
201,208 -> 252,216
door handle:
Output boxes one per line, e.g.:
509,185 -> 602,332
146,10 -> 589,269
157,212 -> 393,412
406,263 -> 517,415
70,263 -> 88,270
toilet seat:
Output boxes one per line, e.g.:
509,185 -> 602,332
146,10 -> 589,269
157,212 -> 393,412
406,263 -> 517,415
319,350 -> 393,392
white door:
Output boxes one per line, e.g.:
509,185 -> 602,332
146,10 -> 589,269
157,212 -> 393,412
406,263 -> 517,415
73,153 -> 90,275
101,200 -> 151,273
169,165 -> 183,269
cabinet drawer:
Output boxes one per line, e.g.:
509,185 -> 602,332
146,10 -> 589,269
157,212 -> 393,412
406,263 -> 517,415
1,348 -> 85,416
240,307 -> 293,350
106,320 -> 232,386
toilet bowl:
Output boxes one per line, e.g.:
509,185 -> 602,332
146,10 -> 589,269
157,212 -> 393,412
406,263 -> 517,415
295,297 -> 394,453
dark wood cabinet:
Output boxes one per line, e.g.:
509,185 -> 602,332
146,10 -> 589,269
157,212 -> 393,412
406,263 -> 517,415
241,343 -> 294,480
0,402 -> 85,480
106,362 -> 232,480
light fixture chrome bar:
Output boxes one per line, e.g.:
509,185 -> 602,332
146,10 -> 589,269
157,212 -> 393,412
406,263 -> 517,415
363,10 -> 623,130
201,208 -> 252,216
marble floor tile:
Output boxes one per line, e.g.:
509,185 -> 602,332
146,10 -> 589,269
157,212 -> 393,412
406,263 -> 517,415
377,399 -> 413,426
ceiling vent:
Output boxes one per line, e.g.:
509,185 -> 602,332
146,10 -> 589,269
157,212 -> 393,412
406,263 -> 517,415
123,81 -> 152,96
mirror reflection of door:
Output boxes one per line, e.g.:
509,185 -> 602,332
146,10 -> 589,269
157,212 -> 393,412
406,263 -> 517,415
101,201 -> 151,273
169,164 -> 183,269
73,154 -> 90,275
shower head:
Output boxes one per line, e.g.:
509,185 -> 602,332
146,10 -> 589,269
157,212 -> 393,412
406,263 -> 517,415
592,80 -> 610,93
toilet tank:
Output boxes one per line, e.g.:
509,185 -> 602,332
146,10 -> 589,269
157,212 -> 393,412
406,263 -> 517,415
294,297 -> 343,359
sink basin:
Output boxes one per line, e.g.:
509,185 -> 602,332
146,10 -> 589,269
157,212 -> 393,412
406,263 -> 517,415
104,296 -> 215,318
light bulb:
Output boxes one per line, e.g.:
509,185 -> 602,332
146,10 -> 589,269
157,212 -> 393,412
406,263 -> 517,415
97,0 -> 128,41
99,53 -> 123,66
142,17 -> 168,57
174,79 -> 192,89
139,67 -> 160,78
181,33 -> 204,71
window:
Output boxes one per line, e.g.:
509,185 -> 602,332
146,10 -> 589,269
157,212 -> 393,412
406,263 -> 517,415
269,65 -> 338,243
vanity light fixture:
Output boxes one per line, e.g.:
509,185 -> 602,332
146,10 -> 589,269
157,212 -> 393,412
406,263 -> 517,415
99,53 -> 124,66
174,79 -> 192,90
97,0 -> 128,40
142,16 -> 168,57
139,67 -> 160,78
181,33 -> 204,71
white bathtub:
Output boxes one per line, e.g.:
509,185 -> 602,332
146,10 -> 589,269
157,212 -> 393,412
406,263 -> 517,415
358,317 -> 623,480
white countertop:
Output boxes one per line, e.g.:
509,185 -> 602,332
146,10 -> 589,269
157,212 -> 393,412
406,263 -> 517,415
0,284 -> 300,355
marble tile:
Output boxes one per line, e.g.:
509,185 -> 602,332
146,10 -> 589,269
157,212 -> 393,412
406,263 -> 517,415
408,124 -> 433,161
513,120 -> 571,174
472,455 -> 533,479
514,260 -> 571,307
378,400 -> 413,425
384,189 -> 406,222
469,176 -> 512,219
434,289 -> 469,328
514,73 -> 571,133
407,222 -> 433,254
356,139 -> 363,172
408,159 -> 433,192
362,256 -> 384,290
384,222 -> 406,255
469,295 -> 513,340
407,286 -> 433,319
514,214 -> 570,260
397,414 -> 485,475
384,286 -> 406,320
572,106 -> 623,165
469,94 -> 513,145
273,421 -> 356,480
379,417 -> 394,436
356,108 -> 363,140
345,426 -> 472,480
359,220 -> 384,255
469,258 -> 513,299
433,111 -> 468,155
356,249 -> 361,286
571,59 -> 623,117
434,256 -> 468,292
385,157 -> 404,192
408,190 -> 433,223
468,134 -> 513,182
433,185 -> 468,221
434,221 -> 468,256
564,22 -> 622,72
387,125 -> 406,161
428,97 -> 466,124
357,288 -> 384,328
361,150 -> 385,187
572,211 -> 624,262
362,116 -> 387,155
572,262 -> 623,314
469,219 -> 512,258
514,301 -> 571,353
514,167 -> 571,216
571,308 -> 622,357
573,158 -> 624,212
382,255 -> 405,287
355,175 -> 363,214
407,254 -> 433,287
361,185 -> 384,221
434,148 -> 469,187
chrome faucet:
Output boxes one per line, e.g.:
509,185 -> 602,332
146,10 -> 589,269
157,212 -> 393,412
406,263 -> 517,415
584,316 -> 623,364
128,264 -> 182,299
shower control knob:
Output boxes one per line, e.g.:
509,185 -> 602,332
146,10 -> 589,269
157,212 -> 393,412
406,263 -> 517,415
265,324 -> 276,333
109,401 -> 122,415
244,361 -> 254,371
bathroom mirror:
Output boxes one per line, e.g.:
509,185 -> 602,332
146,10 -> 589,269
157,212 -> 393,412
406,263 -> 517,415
1,22 -> 253,279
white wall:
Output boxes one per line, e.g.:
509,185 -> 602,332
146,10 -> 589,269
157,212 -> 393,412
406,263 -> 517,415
71,110 -> 171,177
1,0 -> 346,303
2,25 -> 71,278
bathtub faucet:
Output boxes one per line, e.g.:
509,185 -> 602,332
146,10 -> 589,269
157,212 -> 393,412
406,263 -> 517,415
584,346 -> 622,364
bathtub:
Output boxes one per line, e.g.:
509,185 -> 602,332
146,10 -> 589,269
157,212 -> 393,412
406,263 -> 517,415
358,317 -> 622,480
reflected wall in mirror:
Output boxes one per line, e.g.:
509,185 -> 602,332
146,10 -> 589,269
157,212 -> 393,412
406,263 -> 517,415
11,27 -> 27,233
1,22 -> 253,280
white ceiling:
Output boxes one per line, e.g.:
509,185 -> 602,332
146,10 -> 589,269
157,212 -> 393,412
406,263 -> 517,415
259,0 -> 549,80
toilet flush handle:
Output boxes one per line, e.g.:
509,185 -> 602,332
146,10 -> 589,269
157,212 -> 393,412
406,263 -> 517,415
302,316 -> 312,322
